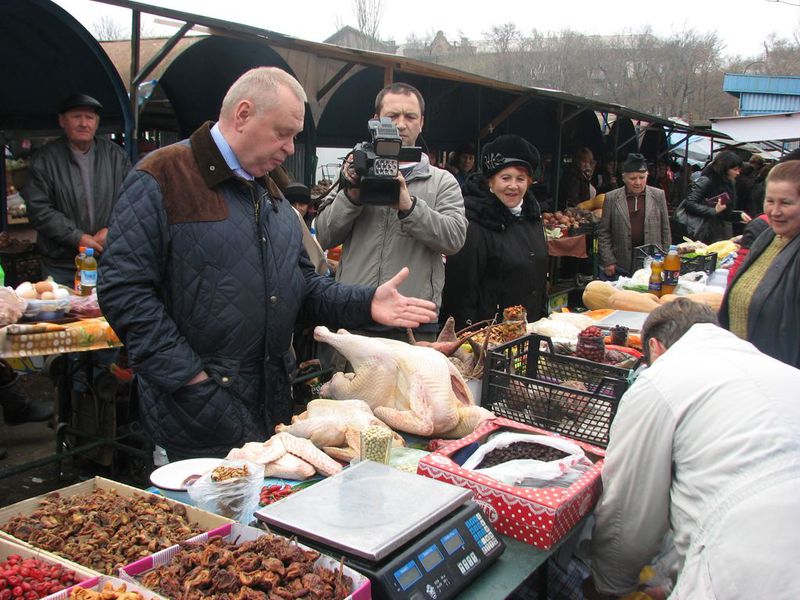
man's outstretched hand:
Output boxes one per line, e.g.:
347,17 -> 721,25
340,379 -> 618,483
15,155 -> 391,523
371,268 -> 437,328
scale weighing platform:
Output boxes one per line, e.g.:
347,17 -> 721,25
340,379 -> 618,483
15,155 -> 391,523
255,460 -> 505,600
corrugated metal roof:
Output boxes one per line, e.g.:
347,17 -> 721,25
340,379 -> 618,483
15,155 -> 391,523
724,74 -> 800,96
739,92 -> 800,116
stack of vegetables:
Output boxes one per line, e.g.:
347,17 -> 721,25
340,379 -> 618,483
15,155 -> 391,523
582,280 -> 723,313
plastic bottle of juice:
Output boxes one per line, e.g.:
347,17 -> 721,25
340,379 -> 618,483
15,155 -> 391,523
662,245 -> 681,295
649,254 -> 664,297
74,246 -> 87,293
79,248 -> 97,296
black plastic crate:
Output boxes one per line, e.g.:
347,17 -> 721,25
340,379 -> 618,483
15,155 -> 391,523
633,244 -> 717,276
679,252 -> 717,275
568,222 -> 595,237
481,334 -> 630,447
0,244 -> 41,288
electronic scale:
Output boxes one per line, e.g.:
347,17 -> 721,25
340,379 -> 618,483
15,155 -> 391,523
255,460 -> 505,600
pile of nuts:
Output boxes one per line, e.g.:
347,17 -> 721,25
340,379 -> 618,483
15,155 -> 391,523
210,465 -> 249,482
1,489 -> 207,575
0,554 -> 81,599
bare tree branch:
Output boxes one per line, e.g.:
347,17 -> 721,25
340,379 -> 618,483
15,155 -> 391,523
352,0 -> 383,41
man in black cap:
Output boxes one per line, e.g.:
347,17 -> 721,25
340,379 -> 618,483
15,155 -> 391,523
23,93 -> 131,284
597,153 -> 671,278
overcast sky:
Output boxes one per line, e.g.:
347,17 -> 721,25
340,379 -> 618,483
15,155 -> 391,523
54,0 -> 800,59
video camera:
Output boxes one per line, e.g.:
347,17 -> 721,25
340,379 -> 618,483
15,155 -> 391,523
350,117 -> 422,205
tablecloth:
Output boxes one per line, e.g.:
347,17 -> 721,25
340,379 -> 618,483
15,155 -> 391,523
547,234 -> 588,258
0,317 -> 121,358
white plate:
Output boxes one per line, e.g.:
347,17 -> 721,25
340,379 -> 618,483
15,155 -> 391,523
149,458 -> 224,491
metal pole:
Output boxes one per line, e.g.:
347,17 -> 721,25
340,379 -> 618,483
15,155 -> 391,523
553,102 -> 564,211
0,136 -> 7,233
129,10 -> 141,161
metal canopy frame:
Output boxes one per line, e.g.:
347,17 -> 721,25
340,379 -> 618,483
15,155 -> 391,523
89,0 -> 732,188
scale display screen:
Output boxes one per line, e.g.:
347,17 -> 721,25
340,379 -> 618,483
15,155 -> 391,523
419,544 -> 444,572
441,529 -> 464,555
394,560 -> 423,590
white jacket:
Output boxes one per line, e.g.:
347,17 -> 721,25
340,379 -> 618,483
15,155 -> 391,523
590,324 -> 800,599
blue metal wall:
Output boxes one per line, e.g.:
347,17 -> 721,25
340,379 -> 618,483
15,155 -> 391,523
724,74 -> 800,116
739,93 -> 800,116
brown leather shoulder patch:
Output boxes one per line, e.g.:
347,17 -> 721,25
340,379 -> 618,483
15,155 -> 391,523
137,145 -> 229,224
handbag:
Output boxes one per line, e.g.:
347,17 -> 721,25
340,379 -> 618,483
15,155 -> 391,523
673,199 -> 705,239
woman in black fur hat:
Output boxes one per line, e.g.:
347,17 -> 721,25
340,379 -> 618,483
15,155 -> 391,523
441,135 -> 548,328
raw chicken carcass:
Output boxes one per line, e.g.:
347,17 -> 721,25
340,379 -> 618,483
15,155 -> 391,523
225,432 -> 342,479
314,327 -> 494,438
276,399 -> 405,461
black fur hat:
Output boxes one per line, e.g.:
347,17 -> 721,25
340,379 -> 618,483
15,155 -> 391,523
481,135 -> 539,177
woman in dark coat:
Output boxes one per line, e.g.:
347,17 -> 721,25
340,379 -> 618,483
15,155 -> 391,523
441,135 -> 548,329
684,150 -> 751,243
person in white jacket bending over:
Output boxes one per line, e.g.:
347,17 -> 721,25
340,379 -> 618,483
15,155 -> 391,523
586,298 -> 800,599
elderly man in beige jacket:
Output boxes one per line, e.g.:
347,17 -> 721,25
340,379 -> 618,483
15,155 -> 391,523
586,298 -> 800,599
596,153 -> 671,278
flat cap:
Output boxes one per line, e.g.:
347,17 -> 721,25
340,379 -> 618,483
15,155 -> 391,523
59,93 -> 103,114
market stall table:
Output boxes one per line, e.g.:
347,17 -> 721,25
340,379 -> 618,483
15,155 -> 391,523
149,466 -> 587,599
0,317 -> 149,481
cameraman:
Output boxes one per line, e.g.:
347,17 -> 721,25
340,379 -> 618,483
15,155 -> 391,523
316,83 -> 467,342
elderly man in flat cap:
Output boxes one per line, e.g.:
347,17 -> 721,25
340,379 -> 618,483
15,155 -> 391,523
597,153 -> 671,279
23,94 -> 131,284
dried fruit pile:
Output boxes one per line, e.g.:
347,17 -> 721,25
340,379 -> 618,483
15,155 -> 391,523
70,582 -> 145,600
139,534 -> 353,600
0,554 -> 81,599
1,490 -> 207,575
477,442 -> 569,469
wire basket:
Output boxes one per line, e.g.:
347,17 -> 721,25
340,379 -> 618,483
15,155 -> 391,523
632,244 -> 667,273
482,335 -> 629,447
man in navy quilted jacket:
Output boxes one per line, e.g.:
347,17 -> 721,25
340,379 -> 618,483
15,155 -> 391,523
98,67 -> 437,461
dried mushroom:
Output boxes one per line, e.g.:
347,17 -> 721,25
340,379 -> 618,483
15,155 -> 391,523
139,534 -> 353,600
2,489 -> 207,574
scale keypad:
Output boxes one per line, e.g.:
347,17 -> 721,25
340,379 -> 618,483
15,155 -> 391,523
466,513 -> 500,554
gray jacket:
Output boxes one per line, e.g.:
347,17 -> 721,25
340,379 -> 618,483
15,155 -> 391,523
23,136 -> 131,268
597,185 -> 671,274
315,155 -> 467,320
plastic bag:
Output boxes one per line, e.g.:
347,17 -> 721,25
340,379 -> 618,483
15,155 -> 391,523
461,432 -> 592,488
70,289 -> 102,317
0,287 -> 26,326
187,460 -> 263,523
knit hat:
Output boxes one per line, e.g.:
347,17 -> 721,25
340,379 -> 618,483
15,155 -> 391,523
284,182 -> 311,204
59,93 -> 103,115
481,135 -> 539,177
621,153 -> 648,173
